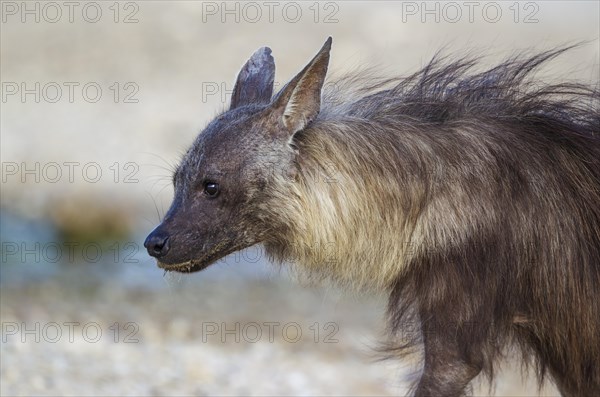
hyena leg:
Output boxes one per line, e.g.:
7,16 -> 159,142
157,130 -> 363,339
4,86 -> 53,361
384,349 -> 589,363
413,318 -> 484,397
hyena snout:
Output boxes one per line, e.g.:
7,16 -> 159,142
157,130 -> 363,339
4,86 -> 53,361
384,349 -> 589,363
144,227 -> 171,259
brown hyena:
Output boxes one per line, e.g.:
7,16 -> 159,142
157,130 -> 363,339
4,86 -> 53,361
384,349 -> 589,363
145,38 -> 600,396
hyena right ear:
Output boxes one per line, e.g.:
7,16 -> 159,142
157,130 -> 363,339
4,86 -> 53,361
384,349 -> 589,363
271,37 -> 332,135
230,47 -> 275,109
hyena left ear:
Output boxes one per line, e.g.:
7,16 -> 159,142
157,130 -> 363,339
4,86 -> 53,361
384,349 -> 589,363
271,37 -> 332,134
230,47 -> 276,109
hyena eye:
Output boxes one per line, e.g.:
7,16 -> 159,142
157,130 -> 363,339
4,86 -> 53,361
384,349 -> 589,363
203,182 -> 220,198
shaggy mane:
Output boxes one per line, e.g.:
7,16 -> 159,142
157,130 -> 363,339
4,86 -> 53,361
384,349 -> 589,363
323,46 -> 599,141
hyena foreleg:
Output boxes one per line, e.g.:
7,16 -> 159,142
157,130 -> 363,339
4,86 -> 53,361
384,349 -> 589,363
413,310 -> 486,396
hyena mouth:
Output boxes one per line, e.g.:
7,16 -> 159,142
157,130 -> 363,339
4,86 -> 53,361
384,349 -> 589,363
157,257 -> 214,273
156,248 -> 231,273
157,241 -> 254,273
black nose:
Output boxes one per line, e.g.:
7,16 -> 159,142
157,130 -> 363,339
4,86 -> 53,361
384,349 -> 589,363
144,230 -> 170,258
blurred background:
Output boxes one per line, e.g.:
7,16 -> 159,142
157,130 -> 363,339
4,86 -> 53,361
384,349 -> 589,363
1,1 -> 598,395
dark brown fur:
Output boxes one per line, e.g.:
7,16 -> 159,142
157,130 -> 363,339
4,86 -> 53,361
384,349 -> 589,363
362,48 -> 600,396
145,39 -> 600,396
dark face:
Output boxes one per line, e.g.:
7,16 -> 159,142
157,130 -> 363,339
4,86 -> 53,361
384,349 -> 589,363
145,106 -> 284,272
144,39 -> 332,272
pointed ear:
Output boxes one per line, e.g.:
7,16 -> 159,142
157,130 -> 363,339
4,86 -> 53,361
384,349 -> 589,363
230,47 -> 275,109
272,37 -> 332,133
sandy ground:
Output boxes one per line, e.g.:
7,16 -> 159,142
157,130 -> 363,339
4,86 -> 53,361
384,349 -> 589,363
0,261 -> 407,396
1,255 -> 561,396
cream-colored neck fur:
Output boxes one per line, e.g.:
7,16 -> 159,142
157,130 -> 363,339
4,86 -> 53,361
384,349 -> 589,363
262,121 -> 426,290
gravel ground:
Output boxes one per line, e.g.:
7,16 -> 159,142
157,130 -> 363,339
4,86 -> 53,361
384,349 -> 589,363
1,259 -> 560,396
1,264 -> 403,396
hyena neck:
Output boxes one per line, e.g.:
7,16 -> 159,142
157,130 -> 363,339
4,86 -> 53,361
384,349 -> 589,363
262,120 -> 427,290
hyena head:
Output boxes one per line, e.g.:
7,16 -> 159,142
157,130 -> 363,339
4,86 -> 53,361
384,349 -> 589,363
144,38 -> 332,272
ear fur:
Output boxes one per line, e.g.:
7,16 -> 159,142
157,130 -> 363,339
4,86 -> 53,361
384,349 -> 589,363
271,37 -> 332,134
230,47 -> 275,109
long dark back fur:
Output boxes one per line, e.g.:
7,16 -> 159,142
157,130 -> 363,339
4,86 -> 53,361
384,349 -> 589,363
267,47 -> 599,395
354,48 -> 598,394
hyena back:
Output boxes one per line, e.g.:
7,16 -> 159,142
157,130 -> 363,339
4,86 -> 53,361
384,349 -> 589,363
145,38 -> 600,396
